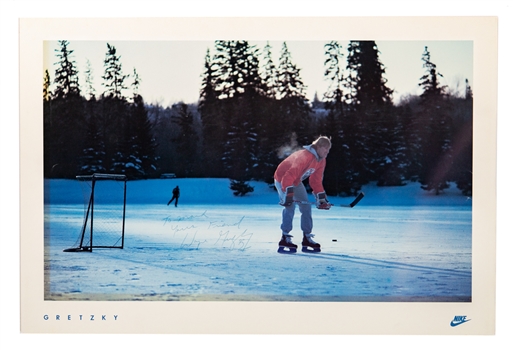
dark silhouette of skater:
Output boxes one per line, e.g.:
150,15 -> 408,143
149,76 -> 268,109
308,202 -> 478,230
167,186 -> 180,207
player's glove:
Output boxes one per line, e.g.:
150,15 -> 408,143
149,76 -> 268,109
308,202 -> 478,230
281,186 -> 294,206
316,192 -> 331,210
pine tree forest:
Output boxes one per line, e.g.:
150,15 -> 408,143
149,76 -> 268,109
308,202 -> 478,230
44,40 -> 473,197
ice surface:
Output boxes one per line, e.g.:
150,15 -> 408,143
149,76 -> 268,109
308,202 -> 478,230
44,178 -> 471,301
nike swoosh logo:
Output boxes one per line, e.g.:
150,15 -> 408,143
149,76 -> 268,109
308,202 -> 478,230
450,319 -> 470,327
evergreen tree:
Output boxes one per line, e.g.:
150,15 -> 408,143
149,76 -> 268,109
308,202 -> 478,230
321,41 -> 355,195
465,78 -> 473,100
198,48 -> 223,176
43,69 -> 53,177
323,41 -> 345,107
105,66 -> 158,178
344,41 -> 396,186
254,41 -> 283,183
223,96 -> 258,194
311,92 -> 323,110
393,101 -> 416,181
53,40 -> 81,99
207,40 -> 264,191
216,40 -> 264,100
131,68 -> 141,101
199,49 -> 217,107
375,111 -> 408,186
454,79 -> 473,196
276,42 -> 312,145
151,103 -> 179,176
215,41 -> 262,191
345,41 -> 393,108
128,94 -> 158,178
322,40 -> 346,133
78,60 -> 105,175
417,46 -> 453,194
212,40 -> 263,99
172,102 -> 199,177
102,43 -> 129,100
46,40 -> 85,177
84,59 -> 96,101
260,41 -> 279,99
99,43 -> 130,174
43,69 -> 51,102
79,110 -> 107,174
398,95 -> 423,181
199,46 -> 228,177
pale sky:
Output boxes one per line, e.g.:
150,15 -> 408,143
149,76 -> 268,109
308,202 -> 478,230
44,40 -> 473,107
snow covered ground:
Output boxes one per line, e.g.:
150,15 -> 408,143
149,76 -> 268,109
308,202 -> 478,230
44,178 -> 472,302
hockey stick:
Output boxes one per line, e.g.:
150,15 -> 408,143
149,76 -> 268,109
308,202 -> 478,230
341,192 -> 365,207
291,192 -> 365,208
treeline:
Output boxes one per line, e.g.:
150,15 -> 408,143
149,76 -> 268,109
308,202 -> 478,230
44,40 -> 473,197
44,41 -> 158,179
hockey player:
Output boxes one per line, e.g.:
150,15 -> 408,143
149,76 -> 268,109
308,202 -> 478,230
167,186 -> 180,207
274,136 -> 331,253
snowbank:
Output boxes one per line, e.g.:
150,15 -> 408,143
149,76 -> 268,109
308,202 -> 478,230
45,177 -> 472,207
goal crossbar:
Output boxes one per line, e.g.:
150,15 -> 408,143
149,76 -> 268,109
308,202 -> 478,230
63,173 -> 127,252
76,173 -> 127,181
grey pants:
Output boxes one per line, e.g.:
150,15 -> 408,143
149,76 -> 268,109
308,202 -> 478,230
275,180 -> 312,235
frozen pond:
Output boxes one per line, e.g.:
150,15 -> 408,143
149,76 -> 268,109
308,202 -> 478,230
44,178 -> 472,302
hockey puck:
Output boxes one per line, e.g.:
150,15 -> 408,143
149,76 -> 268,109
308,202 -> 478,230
332,239 -> 337,242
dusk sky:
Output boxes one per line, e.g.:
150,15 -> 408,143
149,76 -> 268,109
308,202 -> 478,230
44,40 -> 473,107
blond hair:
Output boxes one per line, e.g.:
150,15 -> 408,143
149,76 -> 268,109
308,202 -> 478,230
312,136 -> 332,149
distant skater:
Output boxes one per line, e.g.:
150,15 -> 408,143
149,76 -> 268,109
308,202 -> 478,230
167,186 -> 180,207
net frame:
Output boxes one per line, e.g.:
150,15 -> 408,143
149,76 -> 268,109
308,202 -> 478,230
63,173 -> 127,252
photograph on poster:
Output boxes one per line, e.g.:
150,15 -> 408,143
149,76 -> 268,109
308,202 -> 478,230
43,39 -> 473,302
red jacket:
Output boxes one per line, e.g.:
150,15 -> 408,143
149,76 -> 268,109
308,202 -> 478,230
274,145 -> 326,194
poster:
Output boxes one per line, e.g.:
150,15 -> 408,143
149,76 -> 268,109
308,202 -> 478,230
19,16 -> 497,335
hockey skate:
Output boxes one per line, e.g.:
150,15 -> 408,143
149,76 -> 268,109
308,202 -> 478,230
301,233 -> 321,253
277,234 -> 297,254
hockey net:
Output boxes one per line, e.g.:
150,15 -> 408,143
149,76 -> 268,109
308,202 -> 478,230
63,173 -> 127,252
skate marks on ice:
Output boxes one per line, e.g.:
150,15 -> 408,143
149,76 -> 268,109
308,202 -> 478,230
288,251 -> 471,278
46,245 -> 251,299
282,252 -> 472,294
273,251 -> 471,301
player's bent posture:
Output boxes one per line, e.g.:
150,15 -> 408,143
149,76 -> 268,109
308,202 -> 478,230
274,136 -> 331,253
